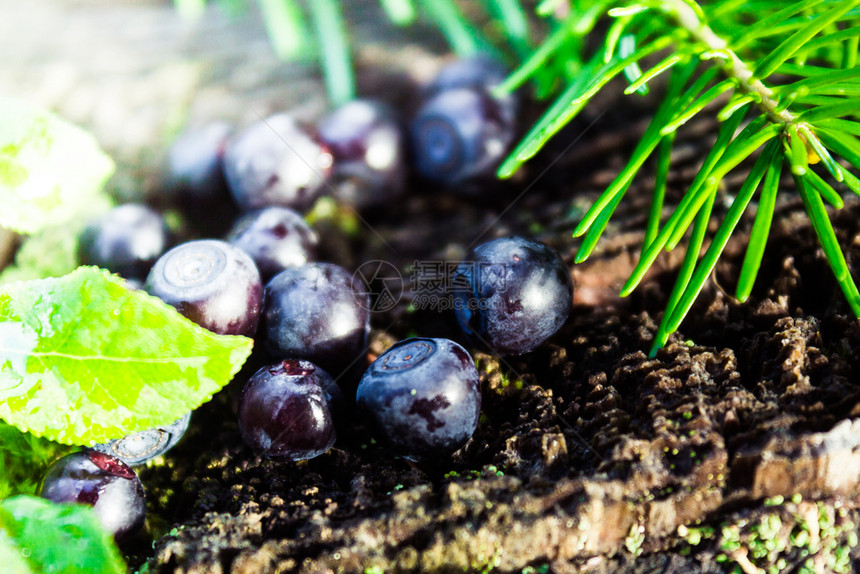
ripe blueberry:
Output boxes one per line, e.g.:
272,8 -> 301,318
453,236 -> 573,356
409,86 -> 515,187
165,121 -> 232,202
426,54 -> 517,121
238,359 -> 337,461
262,263 -> 370,377
223,113 -> 333,212
356,337 -> 481,459
40,450 -> 146,541
316,99 -> 406,207
145,239 -> 263,336
78,204 -> 170,282
226,206 -> 318,281
91,413 -> 191,466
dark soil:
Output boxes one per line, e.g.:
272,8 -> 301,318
8,2 -> 860,573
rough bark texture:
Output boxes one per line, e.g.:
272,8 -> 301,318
6,2 -> 860,573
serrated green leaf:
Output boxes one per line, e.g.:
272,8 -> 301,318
0,222 -> 91,286
0,495 -> 125,574
0,422 -> 73,498
0,267 -> 253,445
0,100 -> 114,235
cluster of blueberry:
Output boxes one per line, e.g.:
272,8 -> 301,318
38,55 -> 574,541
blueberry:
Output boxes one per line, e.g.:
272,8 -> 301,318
165,121 -> 232,202
316,99 -> 406,207
356,337 -> 481,459
91,413 -> 191,466
78,204 -> 170,282
453,236 -> 573,356
427,54 -> 512,107
238,359 -> 337,461
226,206 -> 318,281
410,86 -> 515,187
145,239 -> 263,336
40,450 -> 146,541
223,113 -> 333,212
262,263 -> 370,378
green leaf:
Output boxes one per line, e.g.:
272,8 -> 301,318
754,1 -> 858,79
573,59 -> 700,244
798,100 -> 860,122
653,140 -> 778,353
662,110 -> 754,250
645,132 -> 676,251
650,184 -> 716,356
378,0 -> 416,25
0,100 -> 114,235
795,171 -> 860,316
0,267 -> 253,445
0,495 -> 125,574
308,0 -> 355,105
418,0 -> 490,57
0,422 -> 73,498
730,0 -> 827,50
496,17 -> 572,94
661,76 -> 732,135
737,148 -> 783,302
0,222 -> 91,286
258,0 -> 309,61
498,34 -> 675,177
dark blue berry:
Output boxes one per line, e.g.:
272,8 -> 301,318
317,99 -> 406,207
226,206 -> 318,281
453,236 -> 573,356
145,239 -> 263,336
78,204 -> 170,282
262,263 -> 370,377
410,87 -> 515,187
356,337 -> 481,459
166,121 -> 232,202
91,413 -> 191,466
427,54 -> 516,120
238,359 -> 337,461
223,114 -> 333,212
40,450 -> 146,541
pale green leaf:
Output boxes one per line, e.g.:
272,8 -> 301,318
0,495 -> 125,574
0,267 -> 253,445
0,100 -> 114,235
